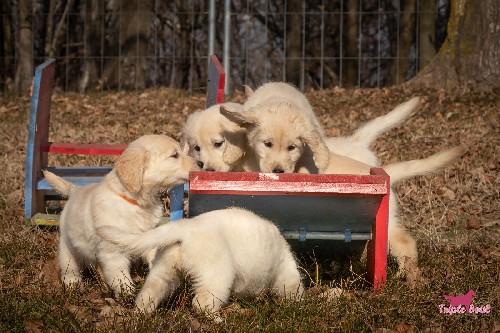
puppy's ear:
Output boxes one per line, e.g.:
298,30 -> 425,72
180,139 -> 190,154
300,130 -> 330,173
222,124 -> 247,165
244,85 -> 254,97
115,147 -> 149,194
220,106 -> 259,128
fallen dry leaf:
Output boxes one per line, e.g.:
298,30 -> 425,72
466,219 -> 481,230
187,317 -> 202,331
394,321 -> 415,333
220,302 -> 253,318
481,220 -> 499,228
490,320 -> 500,333
400,256 -> 426,287
24,319 -> 43,333
98,304 -> 126,318
40,256 -> 61,285
375,328 -> 396,333
66,305 -> 94,323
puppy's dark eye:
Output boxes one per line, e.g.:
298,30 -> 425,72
170,152 -> 179,159
214,140 -> 224,148
194,145 -> 200,152
287,145 -> 296,151
264,141 -> 273,148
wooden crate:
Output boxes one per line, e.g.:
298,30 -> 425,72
188,170 -> 390,289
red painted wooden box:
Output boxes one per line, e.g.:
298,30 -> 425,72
188,169 -> 390,290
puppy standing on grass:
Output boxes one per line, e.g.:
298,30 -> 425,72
98,207 -> 304,314
43,135 -> 201,296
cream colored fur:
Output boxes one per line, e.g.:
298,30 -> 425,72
182,102 -> 248,171
220,103 -> 330,173
97,207 -> 303,314
43,135 -> 201,295
220,83 -> 464,274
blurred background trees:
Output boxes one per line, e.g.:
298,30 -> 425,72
1,0 -> 496,95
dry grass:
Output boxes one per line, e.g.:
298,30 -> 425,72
0,86 -> 498,332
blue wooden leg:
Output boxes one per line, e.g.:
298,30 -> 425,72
169,184 -> 185,221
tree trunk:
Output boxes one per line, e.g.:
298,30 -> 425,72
344,0 -> 358,87
15,0 -> 33,93
44,0 -> 55,56
285,0 -> 302,87
102,0 -> 152,90
79,0 -> 99,92
1,0 -> 15,91
390,0 -> 416,85
418,0 -> 436,71
409,0 -> 500,91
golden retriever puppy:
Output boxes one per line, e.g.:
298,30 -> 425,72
182,102 -> 249,171
242,84 -> 419,168
221,102 -> 330,173
221,96 -> 464,275
42,135 -> 201,295
221,83 -> 418,173
97,207 -> 303,314
243,82 -> 326,137
223,82 -> 330,173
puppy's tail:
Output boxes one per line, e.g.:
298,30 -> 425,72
96,222 -> 186,257
383,145 -> 465,185
351,97 -> 420,147
42,170 -> 79,197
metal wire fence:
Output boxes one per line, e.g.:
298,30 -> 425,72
0,0 -> 449,93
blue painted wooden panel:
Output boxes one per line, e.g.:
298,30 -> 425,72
24,59 -> 55,220
37,177 -> 105,189
189,194 -> 379,240
46,166 -> 113,175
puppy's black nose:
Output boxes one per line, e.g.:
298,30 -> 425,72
272,168 -> 285,173
197,161 -> 204,169
205,168 -> 215,172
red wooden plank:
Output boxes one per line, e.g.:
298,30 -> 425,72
190,170 -> 388,185
41,142 -> 127,155
206,55 -> 226,107
189,179 -> 388,196
367,174 -> 390,290
210,55 -> 225,104
189,170 -> 390,196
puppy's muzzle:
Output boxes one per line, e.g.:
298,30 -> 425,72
272,168 -> 285,173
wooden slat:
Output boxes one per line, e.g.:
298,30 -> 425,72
45,166 -> 113,175
24,59 -> 56,221
41,142 -> 127,155
31,213 -> 170,227
190,170 -> 388,185
189,170 -> 389,196
37,176 -> 106,189
205,55 -> 226,107
31,213 -> 60,226
367,173 -> 390,290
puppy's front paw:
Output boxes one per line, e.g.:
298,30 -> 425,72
135,296 -> 156,314
111,280 -> 135,298
61,272 -> 83,287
